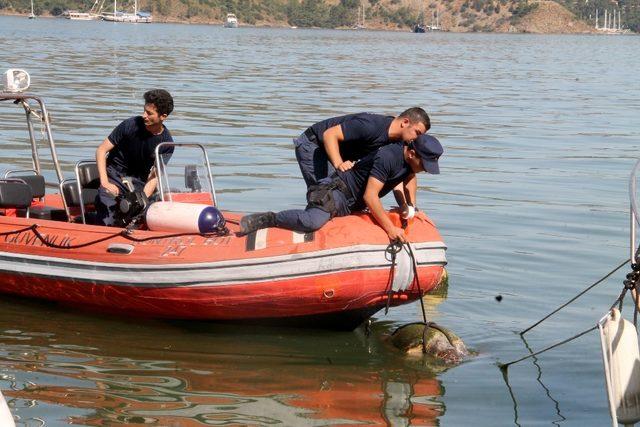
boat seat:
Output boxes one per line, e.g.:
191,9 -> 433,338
4,170 -> 45,199
61,178 -> 99,224
0,180 -> 33,214
74,160 -> 100,224
4,170 -> 67,220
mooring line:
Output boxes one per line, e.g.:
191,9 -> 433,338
499,325 -> 597,371
519,259 -> 628,336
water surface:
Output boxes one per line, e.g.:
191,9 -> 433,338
1,16 -> 640,426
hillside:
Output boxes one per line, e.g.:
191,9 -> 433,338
1,0 -> 637,32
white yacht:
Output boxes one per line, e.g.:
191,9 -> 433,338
66,11 -> 99,20
224,13 -> 238,28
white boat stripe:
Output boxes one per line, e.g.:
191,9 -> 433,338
0,242 -> 446,270
0,246 -> 447,287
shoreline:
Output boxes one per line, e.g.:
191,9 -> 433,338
1,11 -> 635,34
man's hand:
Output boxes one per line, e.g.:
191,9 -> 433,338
102,182 -> 120,196
337,160 -> 355,172
387,226 -> 407,243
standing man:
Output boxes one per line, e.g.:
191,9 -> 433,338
95,89 -> 174,226
294,107 -> 431,188
240,134 -> 443,242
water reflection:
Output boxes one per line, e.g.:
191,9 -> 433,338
0,298 -> 444,426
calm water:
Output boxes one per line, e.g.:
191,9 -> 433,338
1,15 -> 640,426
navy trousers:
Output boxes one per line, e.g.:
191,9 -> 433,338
95,168 -> 145,226
294,133 -> 335,188
275,178 -> 352,233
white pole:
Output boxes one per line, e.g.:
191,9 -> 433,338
613,11 -> 616,30
596,8 -> 598,29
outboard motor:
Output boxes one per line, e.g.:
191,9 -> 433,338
113,178 -> 150,228
114,190 -> 149,228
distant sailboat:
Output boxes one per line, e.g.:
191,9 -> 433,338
28,0 -> 36,19
352,3 -> 365,29
102,0 -> 152,23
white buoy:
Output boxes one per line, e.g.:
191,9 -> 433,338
0,389 -> 15,427
599,308 -> 640,427
146,202 -> 224,234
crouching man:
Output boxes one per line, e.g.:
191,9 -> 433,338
239,135 -> 443,242
95,89 -> 174,226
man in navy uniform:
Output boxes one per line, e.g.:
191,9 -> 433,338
95,89 -> 174,226
240,134 -> 443,243
294,107 -> 431,188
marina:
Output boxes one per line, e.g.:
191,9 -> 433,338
0,16 -> 639,425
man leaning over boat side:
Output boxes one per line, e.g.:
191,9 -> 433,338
294,107 -> 431,188
239,134 -> 443,243
94,89 -> 175,226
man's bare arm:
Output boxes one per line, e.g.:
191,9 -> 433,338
323,125 -> 355,172
363,177 -> 406,242
96,138 -> 119,196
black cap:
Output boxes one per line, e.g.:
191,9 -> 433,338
412,134 -> 443,174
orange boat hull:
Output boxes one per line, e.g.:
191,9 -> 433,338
0,195 -> 447,329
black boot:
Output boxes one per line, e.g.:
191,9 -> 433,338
239,212 -> 276,236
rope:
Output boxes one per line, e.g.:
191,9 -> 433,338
0,223 -> 229,250
499,326 -> 597,371
519,258 -> 628,335
384,241 -> 401,315
405,241 -> 428,325
502,280 -> 636,370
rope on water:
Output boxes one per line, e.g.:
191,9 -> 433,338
499,325 -> 598,372
519,258 -> 628,336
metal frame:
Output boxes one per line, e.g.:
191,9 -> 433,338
58,178 -> 75,221
0,93 -> 64,184
154,142 -> 217,206
74,160 -> 98,224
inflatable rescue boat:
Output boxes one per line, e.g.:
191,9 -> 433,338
0,73 -> 447,329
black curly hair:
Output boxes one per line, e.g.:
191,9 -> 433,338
143,89 -> 174,116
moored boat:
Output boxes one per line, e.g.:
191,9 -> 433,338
0,71 -> 447,330
224,13 -> 238,28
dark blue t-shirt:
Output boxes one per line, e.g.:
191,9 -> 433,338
337,142 -> 411,211
308,113 -> 394,161
107,116 -> 174,181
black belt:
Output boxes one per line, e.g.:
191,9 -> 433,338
303,127 -> 319,144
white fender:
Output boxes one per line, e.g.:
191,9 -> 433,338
599,308 -> 640,427
391,245 -> 415,292
0,389 -> 15,427
146,202 -> 222,234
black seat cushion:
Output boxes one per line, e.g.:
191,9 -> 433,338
0,181 -> 33,209
77,163 -> 100,189
5,173 -> 45,198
